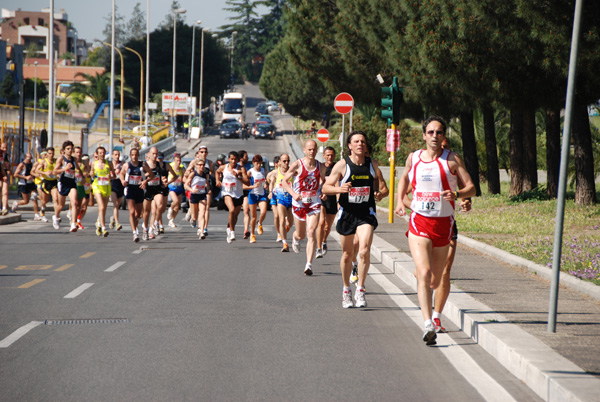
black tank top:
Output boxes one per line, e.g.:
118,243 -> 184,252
338,156 -> 376,215
59,155 -> 77,186
127,161 -> 144,188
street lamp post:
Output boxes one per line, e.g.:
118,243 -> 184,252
103,42 -> 125,142
125,46 -> 144,128
109,0 -> 115,153
189,20 -> 201,137
48,0 -> 55,147
145,0 -> 150,137
171,8 -> 187,136
34,61 -> 38,131
230,31 -> 237,89
198,27 -> 210,136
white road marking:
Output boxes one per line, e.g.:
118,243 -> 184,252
104,261 -> 126,272
0,321 -> 44,348
367,266 -> 517,402
63,283 -> 94,299
132,247 -> 143,254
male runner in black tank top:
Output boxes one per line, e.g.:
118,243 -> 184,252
323,132 -> 388,309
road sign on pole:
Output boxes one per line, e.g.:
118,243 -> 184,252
317,128 -> 329,143
334,92 -> 354,115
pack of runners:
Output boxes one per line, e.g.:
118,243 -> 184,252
8,118 -> 474,346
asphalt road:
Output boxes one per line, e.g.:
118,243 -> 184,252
0,84 -> 541,401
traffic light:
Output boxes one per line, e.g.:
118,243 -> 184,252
380,76 -> 402,126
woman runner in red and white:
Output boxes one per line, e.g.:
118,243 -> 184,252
282,139 -> 326,275
395,116 -> 475,346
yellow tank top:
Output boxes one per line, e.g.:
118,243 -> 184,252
169,162 -> 184,182
34,158 -> 43,185
94,160 -> 111,187
41,158 -> 57,181
275,168 -> 292,193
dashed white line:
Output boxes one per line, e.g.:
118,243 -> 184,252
0,321 -> 44,348
63,283 -> 94,299
104,261 -> 126,272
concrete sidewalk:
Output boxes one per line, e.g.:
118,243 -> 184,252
371,209 -> 600,402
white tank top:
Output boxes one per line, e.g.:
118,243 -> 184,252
408,149 -> 457,217
191,172 -> 207,194
250,167 -> 266,196
292,159 -> 321,207
221,164 -> 243,199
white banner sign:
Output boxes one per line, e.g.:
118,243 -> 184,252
162,93 -> 188,114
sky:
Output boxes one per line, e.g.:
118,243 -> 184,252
2,1 -> 258,43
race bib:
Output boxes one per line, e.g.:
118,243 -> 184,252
129,175 -> 142,185
223,181 -> 237,192
75,171 -> 83,184
84,182 -> 91,192
415,191 -> 442,212
193,184 -> 206,194
174,177 -> 183,186
301,190 -> 317,204
97,176 -> 110,186
47,173 -> 56,179
348,186 -> 370,204
64,169 -> 75,179
148,177 -> 160,186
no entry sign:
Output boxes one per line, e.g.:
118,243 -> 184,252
317,128 -> 330,143
334,92 -> 354,114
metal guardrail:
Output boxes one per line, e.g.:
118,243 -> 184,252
138,135 -> 176,160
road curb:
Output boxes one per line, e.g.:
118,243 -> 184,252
371,207 -> 600,402
0,213 -> 21,225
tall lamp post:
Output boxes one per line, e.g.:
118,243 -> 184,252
125,46 -> 144,128
144,0 -> 150,137
103,42 -> 125,141
230,31 -> 237,89
198,27 -> 210,136
48,0 -> 55,147
33,61 -> 38,131
171,8 -> 187,136
189,20 -> 202,135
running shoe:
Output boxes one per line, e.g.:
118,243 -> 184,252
168,219 -> 176,228
70,223 -> 78,233
226,230 -> 233,244
304,263 -> 313,276
53,216 -> 60,230
77,222 -> 85,230
342,290 -> 353,309
285,223 -> 290,232
281,243 -> 289,252
0,208 -> 7,216
159,225 -> 165,234
354,288 -> 367,308
243,231 -> 250,239
276,234 -> 282,242
249,234 -> 256,243
11,201 -> 18,213
149,230 -> 155,239
200,232 -> 206,240
66,210 -> 71,222
109,216 -> 115,229
322,242 -> 328,255
41,215 -> 48,223
203,228 -> 208,236
133,233 -> 140,242
230,231 -> 236,241
96,225 -> 102,236
143,230 -> 149,241
433,317 -> 447,333
423,323 -> 437,346
167,207 -> 173,220
191,220 -> 197,229
40,207 -> 46,216
292,237 -> 301,253
102,228 -> 109,237
315,249 -> 323,259
58,217 -> 62,223
257,224 -> 263,235
34,214 -> 42,221
116,223 -> 123,231
185,211 -> 191,222
197,228 -> 203,236
350,265 -> 359,284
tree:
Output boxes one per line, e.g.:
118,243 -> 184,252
125,2 -> 146,43
69,92 -> 86,111
23,78 -> 48,103
69,72 -> 110,108
0,73 -> 16,105
158,1 -> 186,30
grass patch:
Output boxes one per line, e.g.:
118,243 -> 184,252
378,181 -> 600,285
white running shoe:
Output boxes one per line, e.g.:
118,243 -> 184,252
304,263 -> 313,276
52,216 -> 60,230
109,216 -> 115,229
185,211 -> 191,222
34,214 -> 42,221
276,234 -> 282,242
350,264 -> 359,284
11,201 -> 18,213
143,230 -> 149,241
423,323 -> 437,346
292,237 -> 300,253
322,242 -> 328,255
70,223 -> 78,233
230,231 -> 236,241
133,233 -> 140,243
41,215 -> 48,223
226,230 -> 233,244
315,249 -> 323,259
167,207 -> 173,220
168,219 -> 176,228
342,290 -> 353,309
354,288 -> 367,308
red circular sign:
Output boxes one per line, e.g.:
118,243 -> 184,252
334,92 -> 354,114
316,128 -> 329,143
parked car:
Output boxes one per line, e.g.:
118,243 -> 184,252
219,122 -> 242,139
254,102 -> 269,116
266,100 -> 279,112
256,114 -> 272,123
